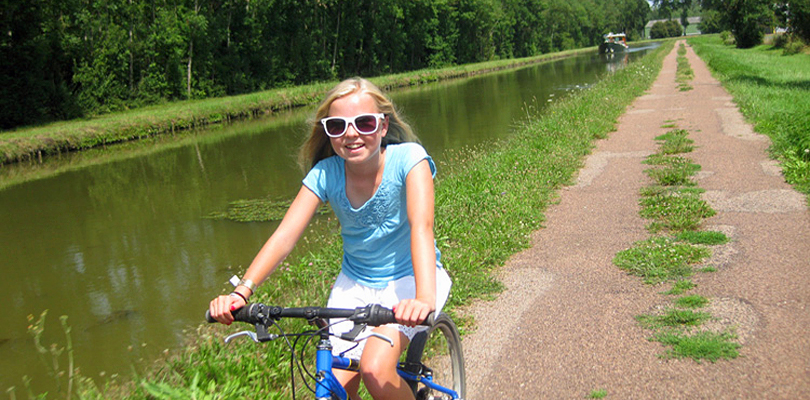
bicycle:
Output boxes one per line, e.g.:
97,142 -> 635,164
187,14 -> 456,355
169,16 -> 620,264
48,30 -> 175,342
206,303 -> 465,400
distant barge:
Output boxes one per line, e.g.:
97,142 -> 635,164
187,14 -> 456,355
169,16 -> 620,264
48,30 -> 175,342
599,32 -> 629,54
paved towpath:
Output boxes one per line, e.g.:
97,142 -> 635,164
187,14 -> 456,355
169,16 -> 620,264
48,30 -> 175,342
461,41 -> 810,399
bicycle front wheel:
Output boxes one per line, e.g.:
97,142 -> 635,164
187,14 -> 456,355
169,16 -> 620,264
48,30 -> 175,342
405,313 -> 466,399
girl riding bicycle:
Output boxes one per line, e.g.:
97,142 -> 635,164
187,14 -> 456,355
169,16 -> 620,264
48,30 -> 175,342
208,77 -> 452,400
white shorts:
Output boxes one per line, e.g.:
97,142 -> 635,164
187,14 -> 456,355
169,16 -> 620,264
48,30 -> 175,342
326,267 -> 452,359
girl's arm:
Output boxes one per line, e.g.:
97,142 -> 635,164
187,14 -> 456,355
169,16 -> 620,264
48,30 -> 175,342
209,185 -> 323,324
395,159 -> 438,327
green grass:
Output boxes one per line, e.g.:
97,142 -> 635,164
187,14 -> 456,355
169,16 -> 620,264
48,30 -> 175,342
676,43 -> 695,91
663,280 -> 696,295
588,388 -> 608,398
643,158 -> 700,186
654,129 -> 695,155
636,297 -> 740,363
639,128 -> 715,233
689,35 -> 810,204
639,189 -> 716,233
654,331 -> 740,363
661,119 -> 678,128
675,294 -> 710,308
613,237 -> 711,284
637,308 -> 712,330
675,230 -> 729,245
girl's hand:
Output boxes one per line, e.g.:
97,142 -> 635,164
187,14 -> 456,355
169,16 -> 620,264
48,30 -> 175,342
208,293 -> 246,325
393,298 -> 434,327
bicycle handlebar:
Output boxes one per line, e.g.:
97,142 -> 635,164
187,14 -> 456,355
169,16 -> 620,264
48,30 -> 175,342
205,303 -> 435,327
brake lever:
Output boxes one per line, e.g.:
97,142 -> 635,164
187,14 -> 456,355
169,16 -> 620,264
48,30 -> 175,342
224,330 -> 279,344
339,324 -> 394,347
225,330 -> 259,344
368,332 -> 395,347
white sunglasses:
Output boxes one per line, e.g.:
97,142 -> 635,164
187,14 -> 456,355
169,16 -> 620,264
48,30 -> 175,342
320,113 -> 385,138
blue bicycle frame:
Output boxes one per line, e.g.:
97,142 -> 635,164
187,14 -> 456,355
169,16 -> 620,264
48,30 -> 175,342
313,338 -> 460,400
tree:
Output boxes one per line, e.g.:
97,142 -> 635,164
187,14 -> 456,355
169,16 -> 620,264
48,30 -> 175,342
774,0 -> 810,43
698,9 -> 726,33
0,0 -> 79,128
652,0 -> 692,21
701,0 -> 773,48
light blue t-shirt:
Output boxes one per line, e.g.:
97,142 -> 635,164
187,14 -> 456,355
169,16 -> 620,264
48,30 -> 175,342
302,142 -> 442,288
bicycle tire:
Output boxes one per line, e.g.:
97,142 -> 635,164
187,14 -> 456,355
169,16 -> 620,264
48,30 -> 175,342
404,313 -> 466,399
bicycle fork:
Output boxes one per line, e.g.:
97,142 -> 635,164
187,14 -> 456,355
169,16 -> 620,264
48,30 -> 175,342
315,339 -> 347,400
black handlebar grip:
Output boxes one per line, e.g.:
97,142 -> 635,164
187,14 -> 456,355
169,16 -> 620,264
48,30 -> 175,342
231,304 -> 258,323
205,304 -> 258,324
366,304 -> 436,326
367,304 -> 397,325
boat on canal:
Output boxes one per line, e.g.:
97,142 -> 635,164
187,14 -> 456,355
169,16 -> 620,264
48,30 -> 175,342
599,32 -> 629,54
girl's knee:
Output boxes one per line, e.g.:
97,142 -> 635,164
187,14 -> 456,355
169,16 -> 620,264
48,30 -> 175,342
360,364 -> 413,400
359,353 -> 399,394
359,357 -> 392,382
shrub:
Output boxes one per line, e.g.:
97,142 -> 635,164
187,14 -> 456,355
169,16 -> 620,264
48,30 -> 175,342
720,31 -> 736,45
651,20 -> 683,39
783,36 -> 808,55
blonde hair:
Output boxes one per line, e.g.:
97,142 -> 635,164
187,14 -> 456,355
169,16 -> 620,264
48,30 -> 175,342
299,77 -> 419,170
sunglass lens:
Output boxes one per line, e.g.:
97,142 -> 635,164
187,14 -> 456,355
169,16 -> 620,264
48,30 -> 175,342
354,115 -> 378,133
325,119 -> 346,136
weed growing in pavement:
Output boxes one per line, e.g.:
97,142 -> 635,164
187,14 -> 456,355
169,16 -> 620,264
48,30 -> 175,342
588,389 -> 608,398
615,124 -> 739,362
639,189 -> 715,232
637,308 -> 712,330
614,236 -> 710,284
655,129 -> 695,155
654,331 -> 740,363
637,296 -> 740,362
643,155 -> 700,185
661,120 -> 678,128
676,43 -> 694,91
675,294 -> 710,308
643,163 -> 698,187
663,280 -> 696,295
675,230 -> 729,245
639,129 -> 715,233
638,130 -> 714,232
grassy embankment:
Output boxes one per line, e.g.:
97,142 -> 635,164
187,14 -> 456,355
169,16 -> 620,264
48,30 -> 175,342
689,35 -> 810,204
0,48 -> 596,167
17,43 -> 673,399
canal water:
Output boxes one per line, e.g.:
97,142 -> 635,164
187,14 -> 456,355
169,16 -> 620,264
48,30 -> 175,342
0,45 -> 657,393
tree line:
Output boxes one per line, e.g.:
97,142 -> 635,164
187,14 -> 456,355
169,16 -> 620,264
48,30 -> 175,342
653,0 -> 810,48
0,0 -> 651,130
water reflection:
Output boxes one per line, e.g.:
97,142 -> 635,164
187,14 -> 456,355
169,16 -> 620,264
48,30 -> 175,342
0,45 -> 657,393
